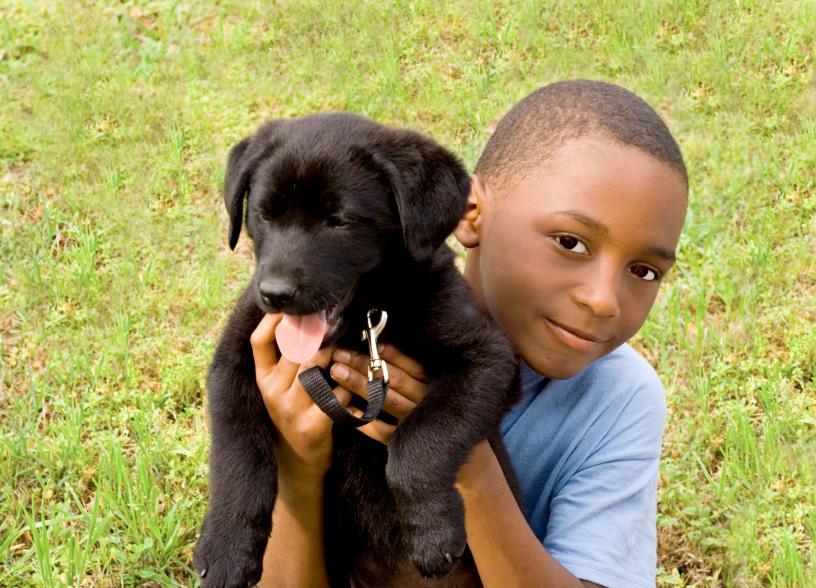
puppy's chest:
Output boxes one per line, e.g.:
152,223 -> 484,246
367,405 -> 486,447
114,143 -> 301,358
328,437 -> 484,588
350,559 -> 483,588
338,306 -> 431,361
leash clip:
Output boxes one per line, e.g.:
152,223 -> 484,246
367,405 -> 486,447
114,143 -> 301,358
362,309 -> 388,385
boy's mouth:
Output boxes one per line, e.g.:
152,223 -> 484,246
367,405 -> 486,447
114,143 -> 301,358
544,318 -> 608,352
275,286 -> 356,363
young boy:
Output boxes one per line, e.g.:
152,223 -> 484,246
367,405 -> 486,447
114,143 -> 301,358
249,80 -> 688,588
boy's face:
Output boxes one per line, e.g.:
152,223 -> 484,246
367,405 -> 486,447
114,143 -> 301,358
456,137 -> 687,380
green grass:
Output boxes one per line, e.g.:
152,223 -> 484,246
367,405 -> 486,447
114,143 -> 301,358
1,0 -> 814,586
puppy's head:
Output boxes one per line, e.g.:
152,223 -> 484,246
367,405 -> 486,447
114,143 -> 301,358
223,112 -> 470,358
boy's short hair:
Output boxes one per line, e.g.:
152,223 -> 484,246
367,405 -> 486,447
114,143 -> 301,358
474,80 -> 688,195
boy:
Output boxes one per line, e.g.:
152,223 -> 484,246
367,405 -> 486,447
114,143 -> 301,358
250,80 -> 688,587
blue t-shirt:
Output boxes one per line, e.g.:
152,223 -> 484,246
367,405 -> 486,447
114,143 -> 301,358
501,343 -> 665,588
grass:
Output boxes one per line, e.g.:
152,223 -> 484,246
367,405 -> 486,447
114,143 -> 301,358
0,0 -> 814,586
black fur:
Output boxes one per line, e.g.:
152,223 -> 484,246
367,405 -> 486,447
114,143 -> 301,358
194,112 -> 520,588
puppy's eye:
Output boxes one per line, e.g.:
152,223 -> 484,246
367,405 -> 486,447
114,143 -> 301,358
327,214 -> 348,228
261,211 -> 274,222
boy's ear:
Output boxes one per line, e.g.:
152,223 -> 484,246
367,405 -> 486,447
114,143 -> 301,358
453,174 -> 486,249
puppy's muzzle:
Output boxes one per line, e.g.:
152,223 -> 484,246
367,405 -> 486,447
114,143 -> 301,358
259,277 -> 299,310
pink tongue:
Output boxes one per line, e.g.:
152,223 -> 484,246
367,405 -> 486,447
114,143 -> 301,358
276,312 -> 328,364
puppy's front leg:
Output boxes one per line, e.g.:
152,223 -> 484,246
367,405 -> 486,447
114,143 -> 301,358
384,344 -> 517,579
194,291 -> 277,588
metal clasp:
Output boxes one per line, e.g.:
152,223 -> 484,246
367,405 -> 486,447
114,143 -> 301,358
362,309 -> 388,384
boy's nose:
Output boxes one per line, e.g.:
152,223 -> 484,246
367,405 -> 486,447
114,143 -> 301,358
573,269 -> 621,318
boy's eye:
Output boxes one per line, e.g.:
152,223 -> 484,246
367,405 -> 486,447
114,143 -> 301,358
556,235 -> 588,254
631,264 -> 661,282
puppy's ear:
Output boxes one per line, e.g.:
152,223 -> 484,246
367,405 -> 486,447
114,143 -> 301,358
223,121 -> 284,249
223,137 -> 253,250
374,135 -> 471,263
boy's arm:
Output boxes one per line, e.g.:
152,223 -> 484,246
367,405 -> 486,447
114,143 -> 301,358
251,314 -> 345,588
331,346 -> 604,588
259,470 -> 331,588
457,441 -> 604,588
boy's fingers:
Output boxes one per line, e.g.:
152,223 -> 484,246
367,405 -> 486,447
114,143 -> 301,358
353,409 -> 397,445
382,389 -> 416,420
264,351 -> 348,426
332,346 -> 427,383
272,355 -> 300,384
382,363 -> 425,406
298,346 -> 337,373
304,384 -> 355,427
330,362 -> 417,420
276,346 -> 338,413
332,385 -> 353,407
259,343 -> 337,413
376,342 -> 428,382
251,314 -> 283,379
331,348 -> 369,375
333,358 -> 425,408
329,360 -> 369,396
275,342 -> 337,388
332,347 -> 427,400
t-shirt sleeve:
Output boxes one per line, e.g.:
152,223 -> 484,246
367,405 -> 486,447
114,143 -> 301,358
543,376 -> 666,588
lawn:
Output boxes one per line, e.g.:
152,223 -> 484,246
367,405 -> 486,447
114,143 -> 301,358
1,0 -> 814,586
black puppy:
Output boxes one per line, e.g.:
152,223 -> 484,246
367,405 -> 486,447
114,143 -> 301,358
194,112 -> 520,588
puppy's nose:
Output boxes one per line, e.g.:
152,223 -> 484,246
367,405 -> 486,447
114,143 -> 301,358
259,278 -> 299,309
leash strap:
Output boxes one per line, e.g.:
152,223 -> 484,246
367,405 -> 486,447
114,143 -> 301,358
299,367 -> 388,428
298,308 -> 390,428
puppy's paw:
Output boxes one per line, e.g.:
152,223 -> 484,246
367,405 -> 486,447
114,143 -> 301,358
406,515 -> 467,579
194,514 -> 266,588
401,490 -> 467,579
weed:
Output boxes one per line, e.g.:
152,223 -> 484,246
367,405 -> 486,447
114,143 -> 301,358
1,0 -> 814,586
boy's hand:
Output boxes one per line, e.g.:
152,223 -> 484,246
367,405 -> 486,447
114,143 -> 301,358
329,343 -> 428,445
251,314 -> 353,481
